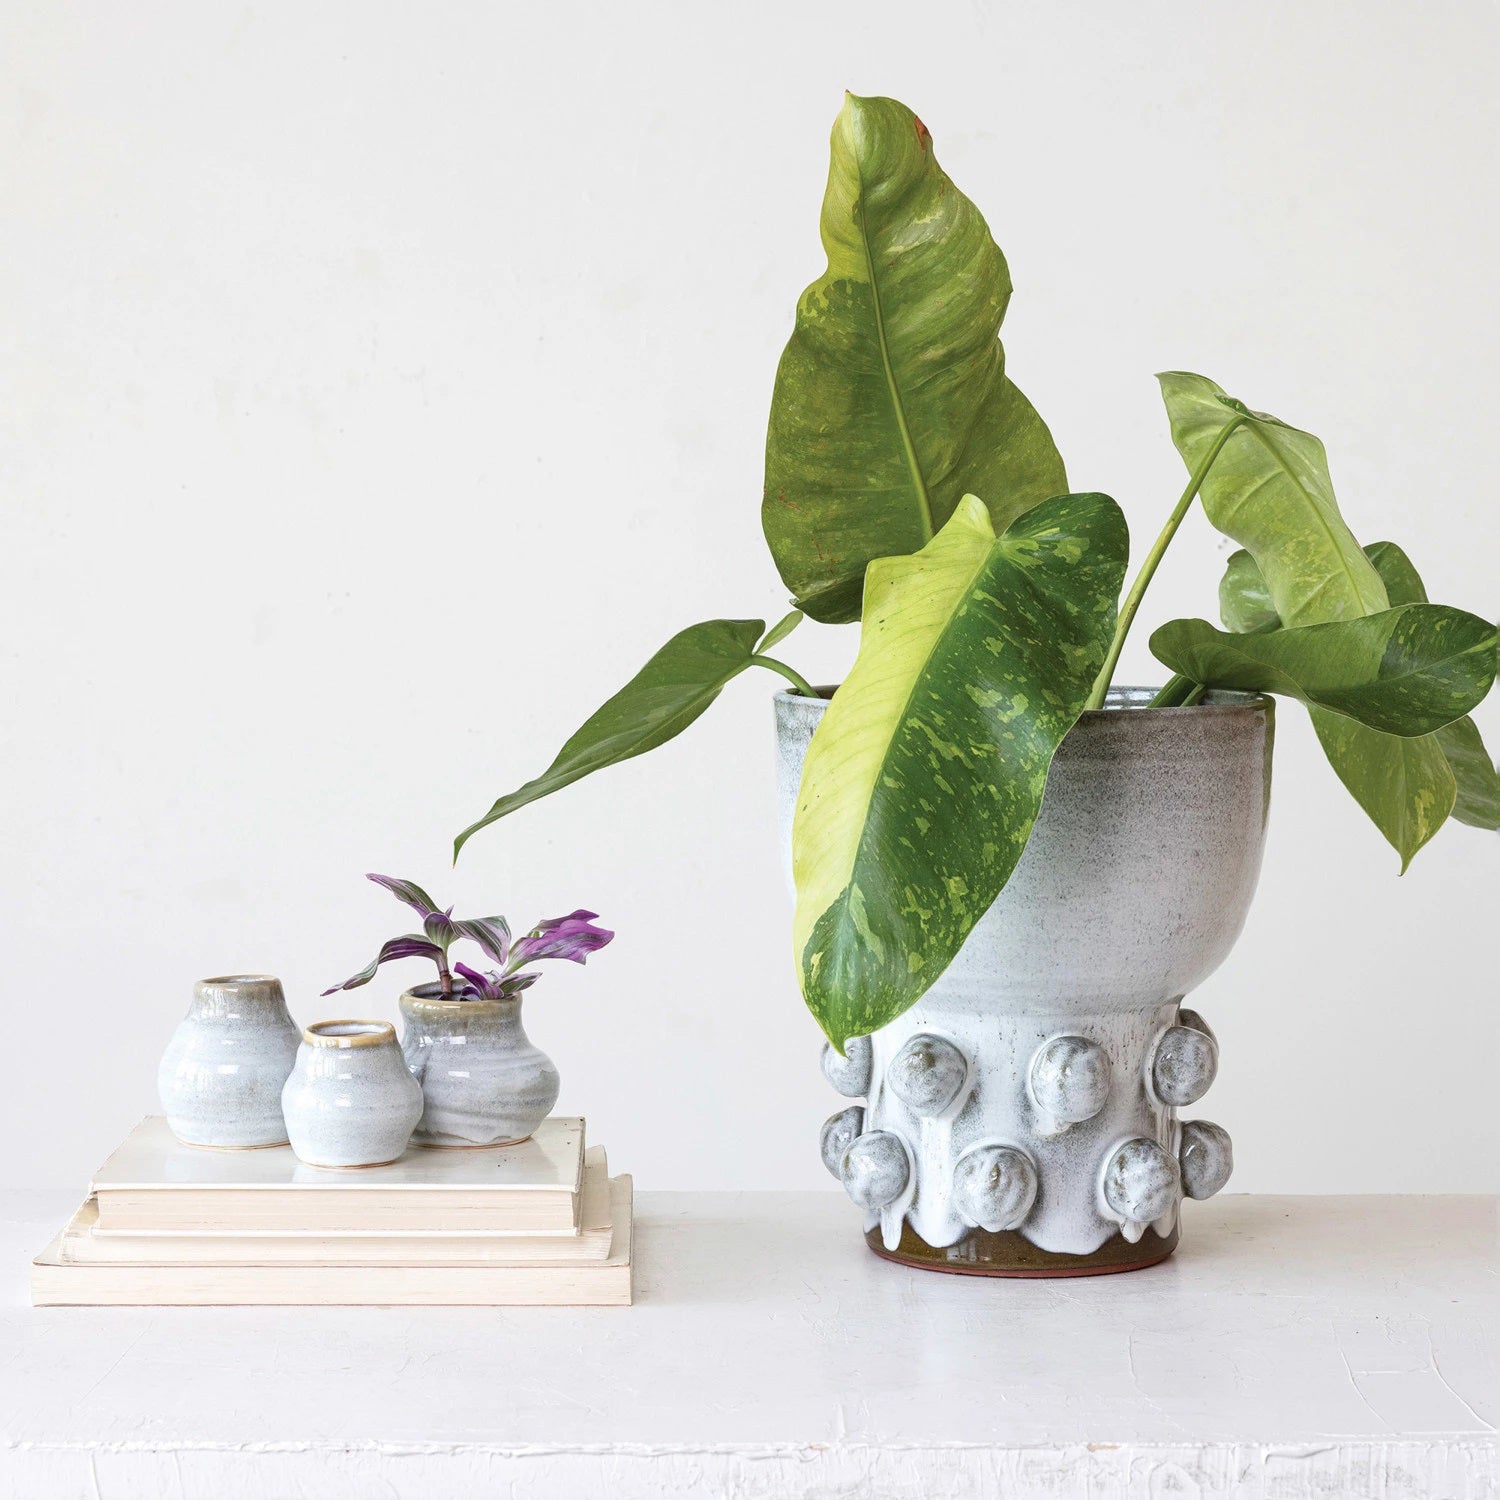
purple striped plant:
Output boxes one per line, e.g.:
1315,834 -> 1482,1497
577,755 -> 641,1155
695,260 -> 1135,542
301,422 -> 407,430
324,874 -> 613,1001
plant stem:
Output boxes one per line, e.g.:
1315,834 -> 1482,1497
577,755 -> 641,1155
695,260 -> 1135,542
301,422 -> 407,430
1148,673 -> 1193,708
1084,414 -> 1247,711
1179,681 -> 1209,707
751,654 -> 819,698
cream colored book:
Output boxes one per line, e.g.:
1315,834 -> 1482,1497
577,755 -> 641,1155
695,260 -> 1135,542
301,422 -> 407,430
62,1149 -> 613,1265
33,1177 -> 632,1306
91,1116 -> 584,1236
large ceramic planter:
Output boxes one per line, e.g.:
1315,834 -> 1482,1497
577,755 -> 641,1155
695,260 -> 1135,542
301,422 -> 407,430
776,686 -> 1274,1276
157,975 -> 301,1148
399,985 -> 561,1147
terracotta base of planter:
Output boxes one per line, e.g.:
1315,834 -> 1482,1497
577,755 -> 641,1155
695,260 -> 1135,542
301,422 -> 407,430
865,1219 -> 1179,1277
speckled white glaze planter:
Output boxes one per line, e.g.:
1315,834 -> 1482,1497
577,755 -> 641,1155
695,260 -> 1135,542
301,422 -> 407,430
776,686 -> 1274,1277
399,986 -> 561,1148
157,975 -> 301,1149
281,1021 -> 424,1169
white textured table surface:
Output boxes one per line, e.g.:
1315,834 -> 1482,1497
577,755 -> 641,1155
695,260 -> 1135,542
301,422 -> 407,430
2,1191 -> 1495,1499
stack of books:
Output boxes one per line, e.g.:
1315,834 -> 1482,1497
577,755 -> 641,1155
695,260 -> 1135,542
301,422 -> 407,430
32,1116 -> 632,1305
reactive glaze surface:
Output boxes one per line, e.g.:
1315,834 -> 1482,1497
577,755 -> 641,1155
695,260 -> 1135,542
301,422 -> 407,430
776,687 -> 1273,1272
281,1021 -> 423,1168
157,975 -> 301,1148
399,986 -> 561,1147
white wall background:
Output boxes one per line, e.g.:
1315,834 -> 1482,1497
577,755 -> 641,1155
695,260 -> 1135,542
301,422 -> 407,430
3,1 -> 1495,1197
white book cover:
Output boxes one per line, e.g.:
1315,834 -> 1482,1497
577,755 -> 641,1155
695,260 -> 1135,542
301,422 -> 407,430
33,1178 -> 633,1306
90,1116 -> 585,1235
62,1149 -> 614,1265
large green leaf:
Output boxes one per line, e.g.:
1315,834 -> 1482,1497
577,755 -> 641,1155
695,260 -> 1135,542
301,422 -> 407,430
1220,542 -> 1499,854
454,618 -> 767,856
1306,711 -> 1456,870
763,94 -> 1066,625
793,492 -> 1128,1049
1159,372 -> 1389,627
1437,716 -> 1500,829
1151,607 -> 1498,738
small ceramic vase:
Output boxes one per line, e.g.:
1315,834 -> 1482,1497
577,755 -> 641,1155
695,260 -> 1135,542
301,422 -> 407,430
399,984 -> 560,1147
281,1021 -> 424,1169
158,975 -> 301,1148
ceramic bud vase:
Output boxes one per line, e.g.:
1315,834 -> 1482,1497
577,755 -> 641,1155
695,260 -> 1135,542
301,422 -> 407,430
777,686 -> 1274,1277
158,975 -> 301,1148
281,1022 -> 424,1169
399,985 -> 560,1147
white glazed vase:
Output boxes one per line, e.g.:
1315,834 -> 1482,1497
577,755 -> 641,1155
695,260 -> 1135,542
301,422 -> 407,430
776,687 -> 1274,1276
281,1021 -> 424,1168
158,975 -> 301,1148
399,985 -> 561,1147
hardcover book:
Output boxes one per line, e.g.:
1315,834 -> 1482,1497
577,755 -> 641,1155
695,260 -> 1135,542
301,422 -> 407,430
90,1116 -> 585,1236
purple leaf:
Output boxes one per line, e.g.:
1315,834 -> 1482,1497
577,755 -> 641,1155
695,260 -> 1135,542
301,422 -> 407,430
453,961 -> 502,1001
509,910 -> 615,969
452,915 -> 511,966
322,933 -> 444,995
423,910 -> 458,948
498,971 -> 541,997
366,874 -> 440,919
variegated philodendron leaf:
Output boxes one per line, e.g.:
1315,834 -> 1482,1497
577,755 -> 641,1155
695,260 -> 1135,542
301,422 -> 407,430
763,94 -> 1066,624
792,492 -> 1128,1050
1150,606 -> 1498,738
1219,543 -> 1499,861
1159,372 -> 1389,627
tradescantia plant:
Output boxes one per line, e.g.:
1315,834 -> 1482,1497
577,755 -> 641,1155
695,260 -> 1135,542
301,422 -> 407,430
456,94 -> 1498,1050
325,874 -> 613,1002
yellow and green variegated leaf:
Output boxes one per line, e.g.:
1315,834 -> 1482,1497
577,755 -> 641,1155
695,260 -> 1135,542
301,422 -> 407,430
792,492 -> 1127,1050
455,618 -> 767,856
1307,709 -> 1456,871
1159,372 -> 1389,627
1219,542 -> 1498,857
1151,606 -> 1498,739
763,94 -> 1066,625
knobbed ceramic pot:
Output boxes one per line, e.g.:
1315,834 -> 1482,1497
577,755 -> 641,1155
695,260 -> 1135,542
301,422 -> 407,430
158,975 -> 301,1148
777,686 -> 1274,1277
281,1021 -> 424,1169
399,985 -> 561,1147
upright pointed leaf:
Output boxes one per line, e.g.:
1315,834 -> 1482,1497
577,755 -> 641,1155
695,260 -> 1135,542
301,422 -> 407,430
455,619 -> 765,855
763,94 -> 1066,624
1151,607 -> 1498,738
794,492 -> 1128,1049
756,609 -> 804,654
1159,372 -> 1388,626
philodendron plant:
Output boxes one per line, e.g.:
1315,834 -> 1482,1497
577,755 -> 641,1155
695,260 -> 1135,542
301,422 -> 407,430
325,874 -> 613,1002
455,94 -> 1498,1051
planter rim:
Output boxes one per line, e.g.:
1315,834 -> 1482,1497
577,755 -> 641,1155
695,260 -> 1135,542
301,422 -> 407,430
774,684 -> 1273,718
400,983 -> 521,1015
194,973 -> 283,994
303,1019 -> 395,1049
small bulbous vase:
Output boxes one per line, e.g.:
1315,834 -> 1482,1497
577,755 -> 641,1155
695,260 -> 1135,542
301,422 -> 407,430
158,975 -> 301,1148
399,984 -> 561,1148
281,1020 -> 424,1169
